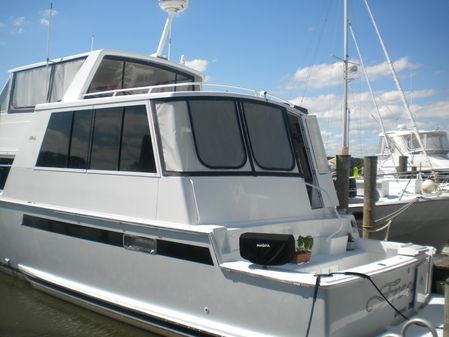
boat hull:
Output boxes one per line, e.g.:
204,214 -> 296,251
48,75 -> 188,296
350,196 -> 449,251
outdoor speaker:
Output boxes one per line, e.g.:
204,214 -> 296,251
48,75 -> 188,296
239,233 -> 295,266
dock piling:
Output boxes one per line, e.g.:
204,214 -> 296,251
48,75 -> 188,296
336,155 -> 351,211
362,156 -> 377,239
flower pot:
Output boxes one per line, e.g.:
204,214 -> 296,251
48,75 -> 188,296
292,251 -> 311,264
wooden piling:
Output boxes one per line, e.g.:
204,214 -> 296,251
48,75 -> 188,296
397,155 -> 408,177
362,156 -> 377,239
336,155 -> 351,211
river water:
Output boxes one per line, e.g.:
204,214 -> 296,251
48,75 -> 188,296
0,271 -> 159,337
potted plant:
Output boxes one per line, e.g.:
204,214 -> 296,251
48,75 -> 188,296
292,235 -> 314,263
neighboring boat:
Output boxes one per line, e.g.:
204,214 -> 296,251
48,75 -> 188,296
337,0 -> 449,251
0,1 -> 437,336
377,128 -> 449,175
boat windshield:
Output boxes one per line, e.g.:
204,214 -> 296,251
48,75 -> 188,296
154,97 -> 298,175
424,133 -> 449,154
87,56 -> 195,95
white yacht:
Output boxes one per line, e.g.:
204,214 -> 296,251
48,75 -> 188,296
0,3 -> 437,337
377,128 -> 449,174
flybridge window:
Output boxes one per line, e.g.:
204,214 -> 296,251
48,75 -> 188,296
10,57 -> 86,113
155,97 -> 297,175
87,56 -> 195,95
36,105 -> 156,173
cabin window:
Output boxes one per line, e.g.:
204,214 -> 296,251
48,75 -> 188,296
155,97 -> 299,175
9,57 -> 86,113
243,102 -> 294,171
87,56 -> 195,95
36,111 -> 73,167
0,79 -> 11,113
90,107 -> 123,171
36,105 -> 156,173
0,157 -> 14,190
188,99 -> 246,168
120,105 -> 156,172
68,109 -> 93,169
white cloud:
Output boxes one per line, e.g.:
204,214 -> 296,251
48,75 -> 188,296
365,57 -> 419,81
290,89 -> 448,157
39,8 -> 58,26
11,16 -> 26,34
184,59 -> 208,73
287,57 -> 419,91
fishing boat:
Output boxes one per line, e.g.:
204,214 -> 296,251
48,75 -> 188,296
0,1 -> 438,336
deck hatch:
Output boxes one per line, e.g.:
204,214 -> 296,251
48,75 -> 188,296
22,215 -> 213,265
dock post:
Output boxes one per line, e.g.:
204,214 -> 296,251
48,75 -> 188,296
362,156 -> 377,239
445,277 -> 449,337
336,155 -> 351,211
397,155 -> 408,178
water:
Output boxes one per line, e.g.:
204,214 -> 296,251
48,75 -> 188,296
0,271 -> 159,337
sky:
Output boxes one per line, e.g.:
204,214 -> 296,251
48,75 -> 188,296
1,0 -> 448,157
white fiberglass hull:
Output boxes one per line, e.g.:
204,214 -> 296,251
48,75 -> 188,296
0,204 -> 434,337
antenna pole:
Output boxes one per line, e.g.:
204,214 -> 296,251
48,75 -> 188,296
363,0 -> 432,171
341,0 -> 349,155
46,2 -> 53,62
156,12 -> 175,57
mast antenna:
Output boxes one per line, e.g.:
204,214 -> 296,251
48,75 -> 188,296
46,2 -> 54,63
154,0 -> 188,58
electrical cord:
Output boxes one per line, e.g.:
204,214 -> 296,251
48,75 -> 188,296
304,270 -> 440,336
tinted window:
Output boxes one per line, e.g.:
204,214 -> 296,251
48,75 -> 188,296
87,57 -> 194,95
88,58 -> 124,93
0,157 -> 14,189
189,99 -> 245,168
120,105 -> 156,172
68,110 -> 92,169
244,102 -> 294,170
90,107 -> 123,171
37,111 -> 73,167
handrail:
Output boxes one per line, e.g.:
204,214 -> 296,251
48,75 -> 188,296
83,81 -> 296,108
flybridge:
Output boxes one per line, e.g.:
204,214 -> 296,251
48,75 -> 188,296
0,50 -> 204,114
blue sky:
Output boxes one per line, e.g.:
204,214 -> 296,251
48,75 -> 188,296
1,0 -> 448,156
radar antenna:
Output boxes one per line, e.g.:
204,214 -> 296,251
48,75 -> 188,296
154,0 -> 188,58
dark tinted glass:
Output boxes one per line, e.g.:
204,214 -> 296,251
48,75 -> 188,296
68,110 -> 92,169
120,105 -> 156,172
244,102 -> 294,170
90,107 -> 123,170
36,111 -> 73,167
87,58 -> 124,93
188,99 -> 245,168
0,157 -> 13,189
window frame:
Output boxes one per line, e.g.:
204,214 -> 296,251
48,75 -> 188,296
0,156 -> 14,191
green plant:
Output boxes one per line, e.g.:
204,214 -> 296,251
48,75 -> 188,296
296,235 -> 314,253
